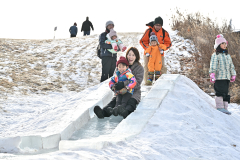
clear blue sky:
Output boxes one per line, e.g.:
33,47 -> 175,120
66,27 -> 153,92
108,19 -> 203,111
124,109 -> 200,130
0,0 -> 238,39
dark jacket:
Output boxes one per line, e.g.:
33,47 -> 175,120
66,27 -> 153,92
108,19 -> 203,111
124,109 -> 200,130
69,25 -> 78,35
99,31 -> 117,58
81,20 -> 94,32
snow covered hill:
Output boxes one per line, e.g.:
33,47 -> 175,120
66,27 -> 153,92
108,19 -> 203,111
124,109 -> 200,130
1,31 -> 239,160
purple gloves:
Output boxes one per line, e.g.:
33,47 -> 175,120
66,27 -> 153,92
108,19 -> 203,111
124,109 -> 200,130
230,75 -> 236,82
210,73 -> 216,83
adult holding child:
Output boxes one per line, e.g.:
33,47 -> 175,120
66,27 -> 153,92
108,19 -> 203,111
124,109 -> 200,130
140,16 -> 172,84
100,21 -> 117,82
94,47 -> 144,118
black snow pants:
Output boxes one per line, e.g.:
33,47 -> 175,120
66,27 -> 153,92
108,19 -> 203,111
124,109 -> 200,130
214,80 -> 230,103
100,56 -> 116,82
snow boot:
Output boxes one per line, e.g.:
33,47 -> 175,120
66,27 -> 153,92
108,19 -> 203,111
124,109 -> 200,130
146,72 -> 154,85
112,107 -> 118,116
215,96 -> 231,115
117,105 -> 129,118
94,106 -> 104,119
155,71 -> 161,81
223,101 -> 231,115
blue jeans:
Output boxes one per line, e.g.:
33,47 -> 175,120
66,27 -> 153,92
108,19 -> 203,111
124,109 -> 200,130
83,31 -> 90,36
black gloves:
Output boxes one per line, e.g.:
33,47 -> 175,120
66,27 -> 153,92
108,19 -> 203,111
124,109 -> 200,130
114,82 -> 124,90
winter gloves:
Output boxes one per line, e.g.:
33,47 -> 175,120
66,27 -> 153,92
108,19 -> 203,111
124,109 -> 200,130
114,82 -> 124,90
146,53 -> 150,57
209,73 -> 216,83
230,75 -> 236,82
210,73 -> 236,83
111,84 -> 128,95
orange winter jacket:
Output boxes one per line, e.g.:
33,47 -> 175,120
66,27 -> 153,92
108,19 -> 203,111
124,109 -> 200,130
144,44 -> 167,72
140,21 -> 172,56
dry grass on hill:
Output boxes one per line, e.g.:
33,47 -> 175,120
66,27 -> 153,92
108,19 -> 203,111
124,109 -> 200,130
171,9 -> 240,103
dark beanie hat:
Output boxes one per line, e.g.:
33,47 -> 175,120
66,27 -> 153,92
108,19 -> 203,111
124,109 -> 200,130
116,56 -> 129,66
154,16 -> 163,26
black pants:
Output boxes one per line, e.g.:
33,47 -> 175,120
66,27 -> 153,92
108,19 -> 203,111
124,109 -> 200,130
70,34 -> 76,37
116,93 -> 132,108
102,97 -> 138,117
83,31 -> 90,36
214,80 -> 230,103
100,56 -> 116,82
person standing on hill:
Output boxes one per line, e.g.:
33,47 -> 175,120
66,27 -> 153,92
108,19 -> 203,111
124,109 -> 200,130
81,17 -> 94,36
99,21 -> 118,82
69,22 -> 78,38
209,34 -> 236,115
139,16 -> 172,84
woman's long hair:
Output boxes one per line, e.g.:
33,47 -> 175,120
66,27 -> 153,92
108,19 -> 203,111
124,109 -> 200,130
125,47 -> 142,66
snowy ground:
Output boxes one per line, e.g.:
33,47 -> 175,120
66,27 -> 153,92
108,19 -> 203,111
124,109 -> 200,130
1,31 -> 239,159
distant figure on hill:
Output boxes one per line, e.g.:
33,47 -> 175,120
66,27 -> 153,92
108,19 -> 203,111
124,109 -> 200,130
69,22 -> 78,38
81,17 -> 94,36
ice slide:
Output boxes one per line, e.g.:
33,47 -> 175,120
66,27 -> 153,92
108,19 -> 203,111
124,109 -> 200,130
0,74 -> 179,153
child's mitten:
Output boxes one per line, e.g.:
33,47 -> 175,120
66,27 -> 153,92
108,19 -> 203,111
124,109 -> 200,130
122,46 -> 127,52
111,85 -> 116,91
230,75 -> 236,82
209,73 -> 216,83
114,82 -> 124,90
106,41 -> 111,44
160,49 -> 164,55
118,88 -> 127,95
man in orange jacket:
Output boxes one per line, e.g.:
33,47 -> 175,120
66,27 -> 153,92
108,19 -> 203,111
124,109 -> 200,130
139,16 -> 172,84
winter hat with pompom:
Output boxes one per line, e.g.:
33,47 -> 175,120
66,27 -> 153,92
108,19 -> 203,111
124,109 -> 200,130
149,32 -> 159,44
116,56 -> 129,66
214,34 -> 228,49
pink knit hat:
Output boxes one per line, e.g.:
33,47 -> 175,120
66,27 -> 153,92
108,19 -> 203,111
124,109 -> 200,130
109,29 -> 117,38
214,34 -> 228,49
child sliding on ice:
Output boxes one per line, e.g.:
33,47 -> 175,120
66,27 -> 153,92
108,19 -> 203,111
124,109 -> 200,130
209,34 -> 236,115
109,56 -> 136,118
105,29 -> 127,53
144,32 -> 167,85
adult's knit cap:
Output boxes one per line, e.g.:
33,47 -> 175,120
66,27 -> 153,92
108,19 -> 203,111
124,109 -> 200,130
214,34 -> 227,49
116,56 -> 129,66
106,21 -> 114,27
154,16 -> 163,26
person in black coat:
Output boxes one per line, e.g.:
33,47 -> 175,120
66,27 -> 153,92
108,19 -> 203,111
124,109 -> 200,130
99,20 -> 118,82
81,17 -> 94,36
69,22 -> 78,38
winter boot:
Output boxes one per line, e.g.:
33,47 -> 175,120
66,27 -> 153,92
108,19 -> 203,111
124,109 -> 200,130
146,72 -> 154,85
215,96 -> 230,115
118,43 -> 127,52
94,106 -> 104,119
112,107 -> 118,116
223,101 -> 231,115
155,71 -> 161,81
117,105 -> 129,118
